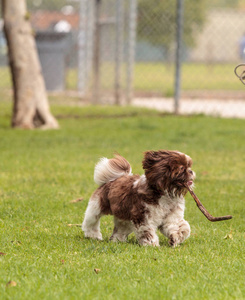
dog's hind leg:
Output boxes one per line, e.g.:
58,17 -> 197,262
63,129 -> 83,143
110,217 -> 133,242
82,196 -> 103,240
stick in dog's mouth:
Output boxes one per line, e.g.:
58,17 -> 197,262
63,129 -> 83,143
185,184 -> 232,222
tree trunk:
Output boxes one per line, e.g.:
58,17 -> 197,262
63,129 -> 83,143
2,0 -> 59,129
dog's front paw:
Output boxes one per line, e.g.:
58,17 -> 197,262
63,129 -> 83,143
139,235 -> 160,247
168,233 -> 182,248
168,222 -> 190,247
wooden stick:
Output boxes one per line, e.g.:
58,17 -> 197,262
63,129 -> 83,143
185,185 -> 232,222
70,198 -> 84,203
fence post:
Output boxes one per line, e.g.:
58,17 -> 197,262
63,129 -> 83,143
174,0 -> 184,114
115,0 -> 124,105
92,0 -> 102,104
77,0 -> 88,95
126,0 -> 137,105
86,0 -> 94,90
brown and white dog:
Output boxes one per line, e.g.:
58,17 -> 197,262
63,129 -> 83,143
82,150 -> 195,247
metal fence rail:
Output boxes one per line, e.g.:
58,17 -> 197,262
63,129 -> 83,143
1,0 -> 245,117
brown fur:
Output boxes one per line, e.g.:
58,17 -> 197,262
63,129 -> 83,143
96,174 -> 160,226
83,150 -> 195,246
95,151 -> 193,226
109,154 -> 131,174
142,150 -> 193,196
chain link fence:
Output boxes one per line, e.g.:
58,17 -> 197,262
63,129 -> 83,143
1,0 -> 245,117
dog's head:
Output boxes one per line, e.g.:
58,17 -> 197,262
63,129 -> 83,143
142,150 -> 195,196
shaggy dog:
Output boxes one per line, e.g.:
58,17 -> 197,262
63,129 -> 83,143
82,150 -> 195,247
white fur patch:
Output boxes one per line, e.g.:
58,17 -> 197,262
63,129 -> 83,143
145,194 -> 185,229
133,175 -> 146,188
82,195 -> 103,240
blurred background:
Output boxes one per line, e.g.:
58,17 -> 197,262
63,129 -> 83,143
1,0 -> 245,116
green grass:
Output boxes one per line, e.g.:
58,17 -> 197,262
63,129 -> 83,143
0,101 -> 245,299
66,63 -> 245,96
1,62 -> 244,97
135,63 -> 245,94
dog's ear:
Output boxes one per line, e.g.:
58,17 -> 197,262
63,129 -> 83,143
142,150 -> 171,177
142,150 -> 171,171
142,151 -> 162,171
142,151 -> 172,190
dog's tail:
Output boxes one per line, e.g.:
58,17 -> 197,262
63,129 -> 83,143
94,154 -> 132,186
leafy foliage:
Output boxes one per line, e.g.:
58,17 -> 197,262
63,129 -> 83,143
137,0 -> 208,51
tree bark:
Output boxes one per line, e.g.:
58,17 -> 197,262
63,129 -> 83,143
2,0 -> 59,129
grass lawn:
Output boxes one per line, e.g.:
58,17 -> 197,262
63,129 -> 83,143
0,101 -> 244,299
1,63 -> 244,97
65,63 -> 245,96
134,63 -> 245,95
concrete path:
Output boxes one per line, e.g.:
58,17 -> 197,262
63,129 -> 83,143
132,98 -> 245,119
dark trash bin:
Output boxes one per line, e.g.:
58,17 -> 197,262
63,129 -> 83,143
35,31 -> 70,91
